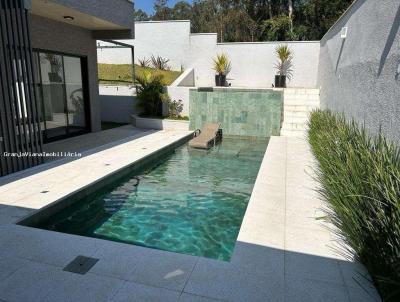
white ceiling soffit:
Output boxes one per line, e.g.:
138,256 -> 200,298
31,0 -> 125,30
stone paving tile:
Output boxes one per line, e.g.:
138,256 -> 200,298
42,272 -> 125,302
0,256 -> 31,282
179,293 -> 226,302
230,241 -> 284,278
43,125 -> 148,160
0,261 -> 67,302
285,208 -> 328,232
0,205 -> 33,224
237,211 -> 285,249
93,239 -> 199,291
285,251 -> 344,285
110,281 -> 181,302
124,249 -> 198,291
338,261 -> 381,302
0,215 -> 19,226
347,285 -> 382,302
284,275 -> 350,302
90,253 -> 138,281
0,226 -> 98,267
184,257 -> 284,302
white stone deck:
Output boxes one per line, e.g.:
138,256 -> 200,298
0,132 -> 380,302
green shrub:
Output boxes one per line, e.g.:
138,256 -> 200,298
308,110 -> 400,301
166,99 -> 184,118
136,71 -> 168,117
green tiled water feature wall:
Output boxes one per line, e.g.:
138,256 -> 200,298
189,88 -> 283,137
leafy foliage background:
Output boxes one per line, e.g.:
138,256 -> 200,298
135,0 -> 354,42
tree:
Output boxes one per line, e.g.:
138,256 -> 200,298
134,9 -> 150,21
149,0 -> 354,42
153,0 -> 172,20
262,15 -> 296,41
171,1 -> 193,20
288,0 -> 293,33
294,0 -> 354,40
154,0 -> 168,11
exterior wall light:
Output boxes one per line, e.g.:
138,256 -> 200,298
340,27 -> 348,39
63,16 -> 74,21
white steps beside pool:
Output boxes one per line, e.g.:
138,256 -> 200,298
280,88 -> 320,137
280,128 -> 307,138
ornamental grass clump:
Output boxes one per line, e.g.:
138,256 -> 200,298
212,53 -> 232,76
308,110 -> 400,302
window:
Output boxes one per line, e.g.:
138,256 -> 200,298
33,50 -> 90,142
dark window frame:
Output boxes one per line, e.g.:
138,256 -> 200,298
33,48 -> 92,143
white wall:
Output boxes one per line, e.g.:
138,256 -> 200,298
98,21 -> 191,70
134,21 -> 191,71
166,86 -> 191,116
166,68 -> 196,116
217,42 -> 320,88
99,85 -> 139,123
97,41 -> 133,65
318,0 -> 400,144
97,20 -> 321,88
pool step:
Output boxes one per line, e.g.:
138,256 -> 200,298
280,128 -> 308,138
284,110 -> 309,119
281,88 -> 320,137
282,122 -> 308,130
283,115 -> 310,124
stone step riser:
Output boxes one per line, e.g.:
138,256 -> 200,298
283,117 -> 310,124
284,89 -> 320,96
280,129 -> 307,137
284,96 -> 319,99
281,88 -> 320,137
284,99 -> 320,106
284,106 -> 319,113
282,124 -> 308,130
284,112 -> 310,118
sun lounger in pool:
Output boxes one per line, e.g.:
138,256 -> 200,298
189,123 -> 222,149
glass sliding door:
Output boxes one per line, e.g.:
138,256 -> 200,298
34,50 -> 90,142
64,56 -> 87,134
39,53 -> 68,139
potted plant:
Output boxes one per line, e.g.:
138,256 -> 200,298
212,53 -> 231,87
274,45 -> 293,88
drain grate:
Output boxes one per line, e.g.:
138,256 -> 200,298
63,256 -> 99,275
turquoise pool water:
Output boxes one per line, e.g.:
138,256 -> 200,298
37,138 -> 268,261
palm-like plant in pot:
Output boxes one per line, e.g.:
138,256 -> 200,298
212,53 -> 231,87
274,45 -> 293,88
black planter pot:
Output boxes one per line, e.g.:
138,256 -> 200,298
275,75 -> 287,88
215,74 -> 227,87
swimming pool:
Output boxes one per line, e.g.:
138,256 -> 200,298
32,138 -> 268,261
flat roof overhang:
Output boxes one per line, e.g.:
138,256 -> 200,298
27,0 -> 135,39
